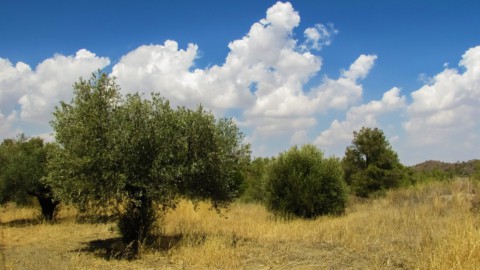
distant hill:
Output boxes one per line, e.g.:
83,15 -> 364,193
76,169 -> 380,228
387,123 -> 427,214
411,159 -> 480,177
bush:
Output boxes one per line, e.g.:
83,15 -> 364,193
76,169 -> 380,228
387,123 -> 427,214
265,145 -> 347,219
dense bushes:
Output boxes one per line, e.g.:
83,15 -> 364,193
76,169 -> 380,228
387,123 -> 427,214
265,144 -> 347,219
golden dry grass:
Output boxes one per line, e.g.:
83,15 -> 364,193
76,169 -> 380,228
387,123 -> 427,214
1,179 -> 480,269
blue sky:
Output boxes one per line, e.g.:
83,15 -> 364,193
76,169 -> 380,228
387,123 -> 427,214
1,1 -> 480,164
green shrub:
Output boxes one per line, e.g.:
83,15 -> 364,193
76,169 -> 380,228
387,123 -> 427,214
265,144 -> 347,219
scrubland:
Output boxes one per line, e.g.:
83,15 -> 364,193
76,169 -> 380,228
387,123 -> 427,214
1,178 -> 480,269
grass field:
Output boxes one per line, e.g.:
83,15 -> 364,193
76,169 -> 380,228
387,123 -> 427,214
1,178 -> 480,269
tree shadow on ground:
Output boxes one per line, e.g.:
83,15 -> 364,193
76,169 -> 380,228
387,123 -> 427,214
75,213 -> 118,224
0,214 -> 82,227
76,234 -> 184,260
0,218 -> 43,227
0,215 -> 66,227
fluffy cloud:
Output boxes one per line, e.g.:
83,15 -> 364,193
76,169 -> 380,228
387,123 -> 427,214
0,50 -> 110,136
111,2 -> 305,112
311,45 -> 480,163
1,1 -> 379,159
18,50 -> 110,122
302,23 -> 338,51
0,59 -> 31,114
315,87 -> 406,154
110,1 -> 375,146
312,54 -> 378,110
0,111 -> 19,138
403,46 -> 480,162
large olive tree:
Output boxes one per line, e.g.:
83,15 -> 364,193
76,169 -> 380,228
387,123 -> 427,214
46,72 -> 250,256
0,135 -> 59,220
343,127 -> 410,197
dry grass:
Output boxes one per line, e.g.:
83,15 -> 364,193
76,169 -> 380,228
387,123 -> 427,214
1,179 -> 480,269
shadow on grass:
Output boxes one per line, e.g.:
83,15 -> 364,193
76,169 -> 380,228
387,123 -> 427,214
75,214 -> 118,224
76,234 -> 184,260
0,216 -> 66,227
0,214 -> 81,227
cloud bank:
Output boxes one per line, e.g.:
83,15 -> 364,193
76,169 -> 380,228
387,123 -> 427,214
1,1 -> 479,164
0,50 -> 109,138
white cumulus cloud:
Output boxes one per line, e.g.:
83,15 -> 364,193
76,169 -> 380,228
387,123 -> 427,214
403,45 -> 480,162
0,111 -> 19,138
315,87 -> 406,154
0,50 -> 110,136
302,23 -> 338,51
110,1 -> 376,147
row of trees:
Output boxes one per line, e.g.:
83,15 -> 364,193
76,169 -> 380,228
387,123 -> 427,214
0,71 -> 414,256
241,127 -> 414,219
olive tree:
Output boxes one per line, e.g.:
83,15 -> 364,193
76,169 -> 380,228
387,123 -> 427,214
265,144 -> 347,219
343,127 -> 410,197
0,135 -> 59,220
46,72 -> 250,256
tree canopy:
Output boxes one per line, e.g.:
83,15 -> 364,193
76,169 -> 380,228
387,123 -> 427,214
343,127 -> 410,197
46,72 -> 250,255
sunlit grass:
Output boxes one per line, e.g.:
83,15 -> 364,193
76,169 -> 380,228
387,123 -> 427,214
1,178 -> 480,269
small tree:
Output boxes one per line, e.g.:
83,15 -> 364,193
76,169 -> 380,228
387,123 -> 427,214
343,127 -> 410,197
46,72 -> 250,256
265,144 -> 347,219
0,135 -> 59,220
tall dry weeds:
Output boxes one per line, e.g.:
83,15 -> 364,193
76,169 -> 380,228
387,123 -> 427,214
1,178 -> 480,269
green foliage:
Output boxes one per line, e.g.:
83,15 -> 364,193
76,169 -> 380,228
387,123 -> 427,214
265,144 -> 347,219
0,135 -> 59,220
239,157 -> 271,203
173,106 -> 250,206
414,168 -> 454,183
473,161 -> 480,181
46,72 -> 250,255
411,160 -> 480,183
343,127 -> 411,197
47,72 -> 122,210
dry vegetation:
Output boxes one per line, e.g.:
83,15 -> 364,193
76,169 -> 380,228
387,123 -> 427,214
1,178 -> 480,269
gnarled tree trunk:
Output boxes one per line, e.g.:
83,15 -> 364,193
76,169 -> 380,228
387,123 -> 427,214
37,195 -> 59,221
119,186 -> 156,258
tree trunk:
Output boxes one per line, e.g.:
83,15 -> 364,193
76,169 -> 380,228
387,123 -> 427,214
37,196 -> 59,221
119,187 -> 155,258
